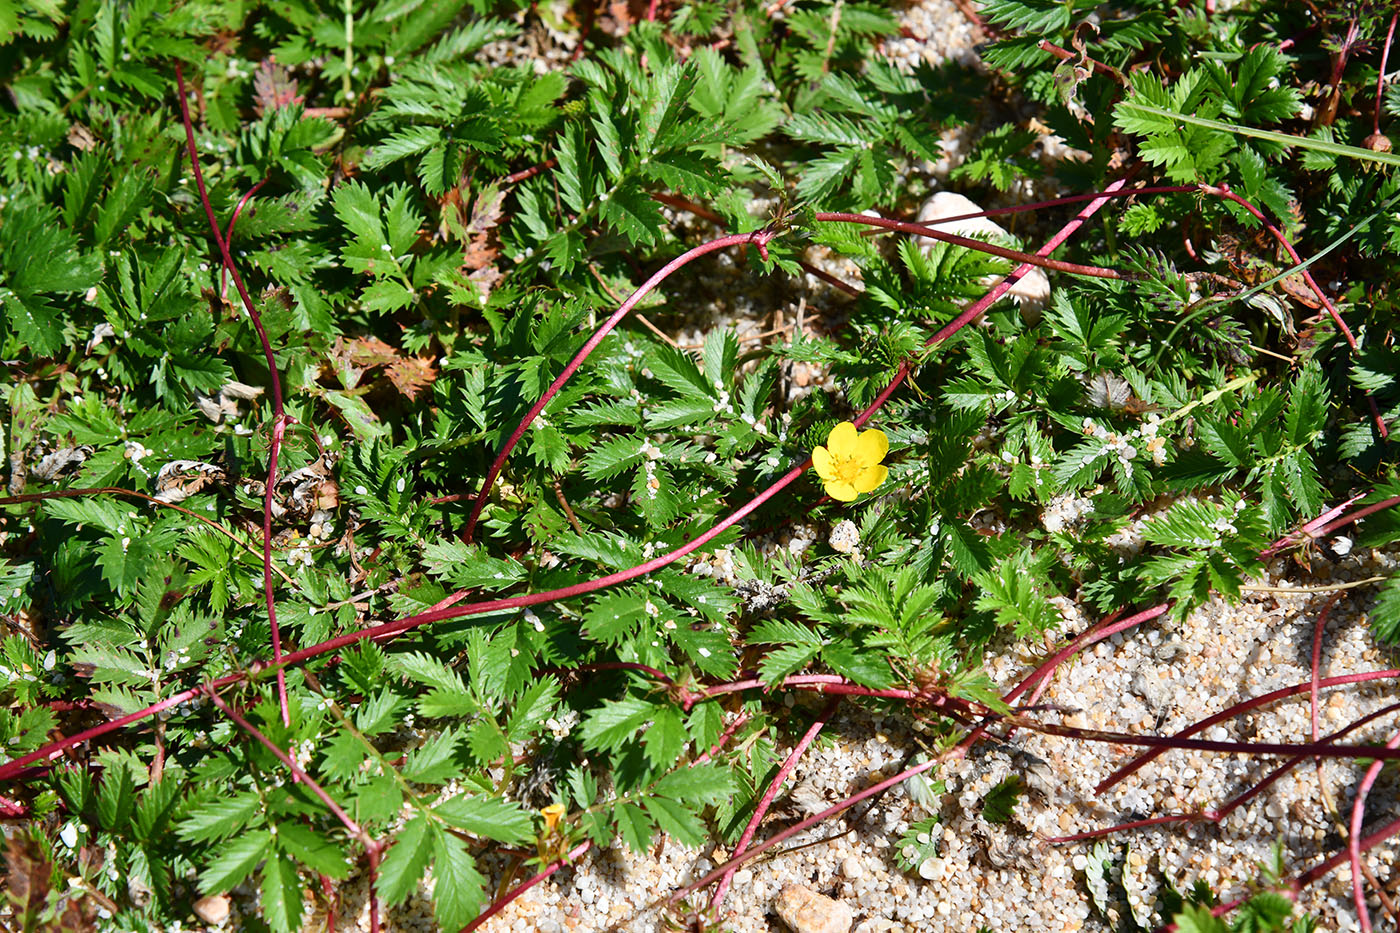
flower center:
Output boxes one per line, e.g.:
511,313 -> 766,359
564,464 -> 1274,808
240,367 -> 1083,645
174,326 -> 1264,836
830,453 -> 863,483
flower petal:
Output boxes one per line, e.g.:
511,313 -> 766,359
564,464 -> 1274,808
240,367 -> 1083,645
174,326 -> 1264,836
824,479 -> 859,501
811,445 -> 834,479
855,427 -> 888,465
853,463 -> 888,494
827,421 -> 859,457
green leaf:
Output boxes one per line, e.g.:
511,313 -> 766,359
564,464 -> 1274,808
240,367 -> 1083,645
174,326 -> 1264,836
332,180 -> 386,245
377,815 -> 432,907
178,791 -> 263,843
1173,903 -> 1228,933
433,793 -> 534,845
430,826 -> 486,930
278,823 -> 350,879
96,762 -> 136,831
614,800 -> 653,852
363,126 -> 444,172
325,391 -> 392,439
650,763 -> 734,805
980,775 -> 1022,824
579,696 -> 655,753
202,830 -> 273,893
641,796 -> 706,847
261,850 -> 304,933
1370,575 -> 1400,645
641,703 -> 686,770
599,185 -> 666,245
402,728 -> 464,784
583,589 -> 653,645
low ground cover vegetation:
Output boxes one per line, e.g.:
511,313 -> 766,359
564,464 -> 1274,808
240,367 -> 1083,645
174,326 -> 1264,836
2,0 -> 1400,930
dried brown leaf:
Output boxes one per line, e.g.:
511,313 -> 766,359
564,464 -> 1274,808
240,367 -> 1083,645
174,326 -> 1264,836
5,834 -> 47,914
386,356 -> 438,401
253,59 -> 303,116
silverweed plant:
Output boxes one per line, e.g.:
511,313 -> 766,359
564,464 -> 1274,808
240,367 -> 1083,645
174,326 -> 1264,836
2,1 -> 1400,931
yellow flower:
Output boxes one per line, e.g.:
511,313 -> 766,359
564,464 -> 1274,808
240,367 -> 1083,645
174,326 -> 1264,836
540,803 -> 566,833
811,421 -> 889,502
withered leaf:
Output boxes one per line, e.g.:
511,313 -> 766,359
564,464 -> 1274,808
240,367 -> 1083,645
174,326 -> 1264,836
386,355 -> 438,401
252,59 -> 302,115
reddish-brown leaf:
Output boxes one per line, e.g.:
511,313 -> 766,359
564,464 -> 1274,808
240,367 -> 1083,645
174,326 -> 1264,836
253,59 -> 303,115
385,355 -> 438,401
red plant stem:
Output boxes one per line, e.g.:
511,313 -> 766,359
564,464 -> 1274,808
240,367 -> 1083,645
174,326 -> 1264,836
799,259 -> 863,296
1377,13 -> 1398,137
220,178 -> 268,300
502,158 -> 556,186
0,686 -> 207,780
459,840 -> 593,933
1047,700 -> 1400,844
909,185 -> 1197,227
1037,39 -> 1127,83
321,874 -> 338,933
1096,669 -> 1400,793
695,674 -> 919,707
176,63 -> 292,726
368,588 -> 471,646
1297,812 -> 1400,889
710,697 -> 838,910
461,230 -> 776,543
650,192 -> 863,297
1350,727 -> 1400,932
1202,184 -> 1359,351
1201,183 -> 1388,438
850,175 -> 1138,427
238,177 -> 1140,669
205,688 -> 378,862
937,606 -> 1124,761
813,211 -> 1126,279
696,714 -> 751,765
1018,606 -> 1167,708
367,845 -> 381,933
666,753 -> 948,908
650,191 -> 724,222
1318,495 -> 1400,537
1028,713 -> 1400,760
1311,593 -> 1344,750
1262,491 -> 1366,557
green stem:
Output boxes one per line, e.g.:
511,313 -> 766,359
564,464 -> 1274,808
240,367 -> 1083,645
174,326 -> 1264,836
1118,99 -> 1400,168
342,0 -> 355,104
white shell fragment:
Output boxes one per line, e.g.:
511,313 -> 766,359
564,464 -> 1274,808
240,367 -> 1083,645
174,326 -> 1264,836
916,192 -> 1052,317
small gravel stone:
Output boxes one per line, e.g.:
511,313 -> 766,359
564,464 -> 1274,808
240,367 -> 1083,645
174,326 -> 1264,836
193,894 -> 230,925
774,884 -> 855,933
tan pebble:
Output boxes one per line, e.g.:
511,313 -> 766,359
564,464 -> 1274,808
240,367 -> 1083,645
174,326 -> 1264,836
773,884 -> 854,933
193,894 -> 231,926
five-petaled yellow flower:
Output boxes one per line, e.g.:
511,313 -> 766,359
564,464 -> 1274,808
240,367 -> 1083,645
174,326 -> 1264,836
811,421 -> 888,502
